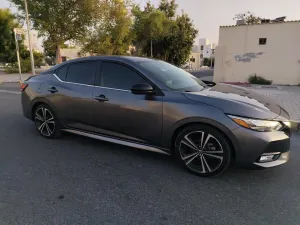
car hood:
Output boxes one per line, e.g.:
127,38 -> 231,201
183,83 -> 289,120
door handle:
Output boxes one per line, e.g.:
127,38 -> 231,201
48,87 -> 58,93
94,95 -> 109,102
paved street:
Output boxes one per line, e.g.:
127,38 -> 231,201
0,83 -> 299,225
190,69 -> 213,81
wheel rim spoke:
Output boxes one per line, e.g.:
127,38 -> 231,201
181,140 -> 198,152
203,150 -> 223,154
42,108 -> 46,120
45,109 -> 53,121
202,134 -> 213,149
183,134 -> 199,151
38,122 -> 46,132
202,155 -> 212,172
203,153 -> 223,160
185,154 -> 199,165
45,123 -> 52,136
200,156 -> 206,173
35,113 -> 44,121
182,152 -> 198,161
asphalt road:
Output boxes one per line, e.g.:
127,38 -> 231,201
0,83 -> 300,225
190,69 -> 213,79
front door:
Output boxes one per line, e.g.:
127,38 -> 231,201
92,61 -> 163,146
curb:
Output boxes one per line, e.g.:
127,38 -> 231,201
291,121 -> 300,132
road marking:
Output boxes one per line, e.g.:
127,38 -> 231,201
0,89 -> 21,95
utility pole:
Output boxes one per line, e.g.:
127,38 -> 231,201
24,0 -> 35,75
13,29 -> 23,82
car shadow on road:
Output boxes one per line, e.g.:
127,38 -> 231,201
59,131 -> 288,185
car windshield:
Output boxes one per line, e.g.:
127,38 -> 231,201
139,60 -> 206,92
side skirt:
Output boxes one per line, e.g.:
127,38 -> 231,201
62,129 -> 171,155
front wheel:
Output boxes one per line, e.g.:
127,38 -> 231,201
34,104 -> 62,139
174,125 -> 232,177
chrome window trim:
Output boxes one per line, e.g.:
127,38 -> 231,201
53,73 -> 95,87
53,73 -> 130,92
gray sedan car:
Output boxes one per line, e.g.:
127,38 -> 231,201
21,56 -> 291,177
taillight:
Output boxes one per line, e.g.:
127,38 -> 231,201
20,83 -> 28,91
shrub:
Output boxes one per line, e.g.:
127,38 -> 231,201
4,58 -> 32,74
248,74 -> 272,85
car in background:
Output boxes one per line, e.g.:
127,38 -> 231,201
21,56 -> 291,177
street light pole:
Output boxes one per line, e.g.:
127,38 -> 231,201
24,0 -> 35,75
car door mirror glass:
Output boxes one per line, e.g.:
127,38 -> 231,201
131,83 -> 154,95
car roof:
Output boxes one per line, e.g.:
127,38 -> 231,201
46,56 -> 156,73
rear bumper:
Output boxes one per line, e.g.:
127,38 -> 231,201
232,127 -> 290,167
21,91 -> 32,120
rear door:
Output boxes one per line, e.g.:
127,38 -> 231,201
92,61 -> 163,146
48,60 -> 98,131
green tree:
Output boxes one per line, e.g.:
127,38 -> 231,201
9,0 -> 102,64
203,58 -> 214,67
81,0 -> 133,55
158,0 -> 177,18
0,8 -> 26,63
234,11 -> 261,25
132,0 -> 198,66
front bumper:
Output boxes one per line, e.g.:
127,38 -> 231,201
232,126 -> 290,167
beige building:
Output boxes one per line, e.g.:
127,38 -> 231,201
214,21 -> 300,85
189,52 -> 201,69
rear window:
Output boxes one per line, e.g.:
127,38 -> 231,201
55,66 -> 68,81
65,61 -> 97,85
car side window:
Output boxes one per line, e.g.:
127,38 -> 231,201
55,65 -> 68,81
66,61 -> 97,85
101,62 -> 146,90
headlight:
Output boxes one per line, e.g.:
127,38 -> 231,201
228,115 -> 283,132
283,121 -> 291,128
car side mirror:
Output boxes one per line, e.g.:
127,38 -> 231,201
202,80 -> 216,87
131,83 -> 155,95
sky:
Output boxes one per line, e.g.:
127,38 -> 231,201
1,0 -> 300,45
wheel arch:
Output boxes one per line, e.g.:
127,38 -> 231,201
170,118 -> 239,160
30,98 -> 59,120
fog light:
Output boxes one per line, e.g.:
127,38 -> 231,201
259,155 -> 275,162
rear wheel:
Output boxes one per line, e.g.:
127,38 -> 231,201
34,104 -> 62,138
174,124 -> 232,177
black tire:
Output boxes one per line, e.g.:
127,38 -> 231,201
33,104 -> 62,139
174,124 -> 232,177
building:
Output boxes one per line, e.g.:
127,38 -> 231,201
199,38 -> 214,59
188,52 -> 201,69
214,21 -> 300,85
192,45 -> 200,53
60,48 -> 84,62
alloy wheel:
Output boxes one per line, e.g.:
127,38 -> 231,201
178,131 -> 224,174
35,107 -> 56,137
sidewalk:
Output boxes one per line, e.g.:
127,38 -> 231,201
0,73 -> 35,83
248,85 -> 300,122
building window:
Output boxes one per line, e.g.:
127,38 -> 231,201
259,38 -> 267,45
200,54 -> 203,58
200,45 -> 204,50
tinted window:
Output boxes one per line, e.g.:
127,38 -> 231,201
139,60 -> 205,92
66,61 -> 97,85
55,65 -> 68,81
101,62 -> 146,90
